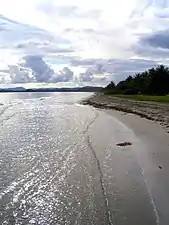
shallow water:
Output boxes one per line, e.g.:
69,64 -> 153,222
0,92 -> 159,225
0,92 -> 104,225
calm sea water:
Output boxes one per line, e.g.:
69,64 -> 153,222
0,92 -> 105,225
0,92 -> 158,225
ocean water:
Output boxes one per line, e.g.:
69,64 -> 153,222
0,92 -> 158,225
0,92 -> 105,225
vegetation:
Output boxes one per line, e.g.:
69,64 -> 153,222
106,94 -> 169,103
104,65 -> 169,96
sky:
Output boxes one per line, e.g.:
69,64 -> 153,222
0,0 -> 169,87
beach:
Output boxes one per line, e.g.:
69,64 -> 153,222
0,92 -> 169,224
82,93 -> 169,133
82,93 -> 169,224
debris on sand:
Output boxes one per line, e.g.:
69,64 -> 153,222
121,112 -> 127,115
82,93 -> 169,133
158,166 -> 163,169
116,142 -> 132,147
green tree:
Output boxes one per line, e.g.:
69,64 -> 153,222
104,64 -> 169,96
105,81 -> 116,89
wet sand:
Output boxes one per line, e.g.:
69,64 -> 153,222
106,110 -> 169,225
83,93 -> 169,224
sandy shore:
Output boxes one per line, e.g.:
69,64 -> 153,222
83,94 -> 169,224
82,93 -> 169,133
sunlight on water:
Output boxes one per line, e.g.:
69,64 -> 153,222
0,92 -> 103,225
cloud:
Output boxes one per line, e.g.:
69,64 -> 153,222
51,67 -> 74,82
0,15 -> 51,44
140,29 -> 169,49
108,59 -> 158,81
23,55 -> 54,82
59,67 -> 73,81
135,43 -> 169,60
37,3 -> 101,19
5,56 -> 75,83
1,0 -> 169,86
9,54 -> 157,84
79,71 -> 93,82
0,15 -> 70,53
37,4 -> 78,17
71,58 -> 97,66
0,15 -> 76,84
9,65 -> 34,83
15,40 -> 74,55
72,57 -> 159,82
133,28 -> 169,61
0,69 -> 9,73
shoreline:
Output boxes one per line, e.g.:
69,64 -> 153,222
82,93 -> 169,224
82,93 -> 169,133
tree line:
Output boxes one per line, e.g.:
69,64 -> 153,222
104,65 -> 169,95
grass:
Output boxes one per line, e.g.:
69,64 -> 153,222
106,94 -> 169,103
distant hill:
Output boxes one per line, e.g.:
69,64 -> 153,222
0,86 -> 103,93
0,87 -> 26,92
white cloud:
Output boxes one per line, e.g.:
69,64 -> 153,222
0,0 -> 169,85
